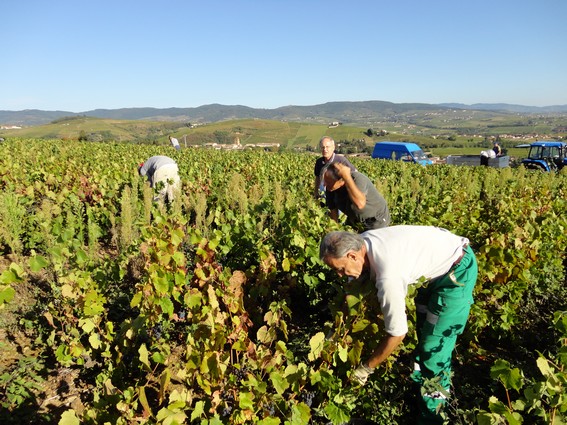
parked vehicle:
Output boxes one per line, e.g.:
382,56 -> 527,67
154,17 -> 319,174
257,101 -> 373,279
446,154 -> 510,168
371,141 -> 432,165
519,140 -> 567,172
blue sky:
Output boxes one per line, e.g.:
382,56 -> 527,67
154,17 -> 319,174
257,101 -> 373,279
2,0 -> 566,111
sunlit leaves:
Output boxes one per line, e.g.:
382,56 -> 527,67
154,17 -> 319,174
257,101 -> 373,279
0,264 -> 23,307
28,255 -> 49,272
323,402 -> 350,425
139,344 -> 151,371
491,359 -> 524,392
0,263 -> 25,284
59,410 -> 81,425
307,332 -> 326,361
269,371 -> 289,395
0,285 -> 15,306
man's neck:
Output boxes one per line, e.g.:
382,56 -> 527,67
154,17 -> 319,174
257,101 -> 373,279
323,153 -> 335,163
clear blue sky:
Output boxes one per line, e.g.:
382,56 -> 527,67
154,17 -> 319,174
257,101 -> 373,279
3,0 -> 566,112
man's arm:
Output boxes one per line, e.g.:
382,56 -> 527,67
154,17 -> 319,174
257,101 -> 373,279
314,176 -> 321,198
366,333 -> 406,368
351,332 -> 405,385
329,208 -> 339,222
334,163 -> 367,209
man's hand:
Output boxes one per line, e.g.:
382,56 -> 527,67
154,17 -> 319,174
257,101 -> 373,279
351,362 -> 374,386
332,162 -> 352,180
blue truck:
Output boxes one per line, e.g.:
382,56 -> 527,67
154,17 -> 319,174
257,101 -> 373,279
371,141 -> 433,165
520,140 -> 567,172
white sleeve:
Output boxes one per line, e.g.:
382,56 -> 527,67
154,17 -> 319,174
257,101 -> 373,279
376,277 -> 409,336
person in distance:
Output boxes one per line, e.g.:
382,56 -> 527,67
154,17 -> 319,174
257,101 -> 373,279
320,162 -> 390,232
138,155 -> 181,202
313,136 -> 356,200
169,135 -> 181,151
319,226 -> 478,424
492,141 -> 502,157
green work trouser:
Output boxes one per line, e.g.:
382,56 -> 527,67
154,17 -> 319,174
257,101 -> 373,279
412,245 -> 478,424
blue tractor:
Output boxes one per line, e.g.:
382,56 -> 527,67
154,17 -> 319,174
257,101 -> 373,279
520,140 -> 567,172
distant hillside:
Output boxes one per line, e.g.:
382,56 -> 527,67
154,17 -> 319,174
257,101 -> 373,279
439,103 -> 567,113
0,101 -> 445,127
0,109 -> 75,127
0,116 -> 384,149
3,100 -> 566,127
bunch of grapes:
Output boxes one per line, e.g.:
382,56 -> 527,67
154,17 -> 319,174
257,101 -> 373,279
233,365 -> 250,382
264,402 -> 276,416
301,390 -> 317,408
151,323 -> 163,339
221,393 -> 235,418
179,241 -> 196,269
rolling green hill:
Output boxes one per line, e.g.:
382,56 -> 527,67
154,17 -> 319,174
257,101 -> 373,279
0,116 -> 375,148
1,112 -> 564,158
0,116 -> 181,142
0,115 -> 460,148
0,101 -> 450,126
2,101 -> 566,149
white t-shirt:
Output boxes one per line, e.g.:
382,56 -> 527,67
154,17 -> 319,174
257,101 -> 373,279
362,225 -> 469,336
170,137 -> 180,150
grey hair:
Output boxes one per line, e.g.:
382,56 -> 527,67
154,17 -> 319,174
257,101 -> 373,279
319,136 -> 335,147
319,231 -> 364,260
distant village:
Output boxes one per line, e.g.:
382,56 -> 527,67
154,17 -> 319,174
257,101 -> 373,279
198,137 -> 280,151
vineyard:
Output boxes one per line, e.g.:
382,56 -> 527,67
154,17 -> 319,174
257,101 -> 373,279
0,138 -> 566,425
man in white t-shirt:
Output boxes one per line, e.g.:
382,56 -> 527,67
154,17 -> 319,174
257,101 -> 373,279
319,225 -> 478,424
169,135 -> 181,151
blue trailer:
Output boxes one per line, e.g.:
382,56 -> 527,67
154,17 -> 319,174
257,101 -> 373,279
446,154 -> 510,168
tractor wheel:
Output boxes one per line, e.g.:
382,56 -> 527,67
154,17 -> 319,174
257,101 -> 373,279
523,163 -> 547,172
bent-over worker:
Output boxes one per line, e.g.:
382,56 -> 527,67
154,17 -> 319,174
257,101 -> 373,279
138,155 -> 181,202
319,225 -> 478,424
321,162 -> 390,232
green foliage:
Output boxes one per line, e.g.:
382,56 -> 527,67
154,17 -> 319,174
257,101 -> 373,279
0,139 -> 565,424
0,355 -> 45,409
0,192 -> 26,254
335,139 -> 367,154
0,263 -> 25,307
477,311 -> 567,424
119,185 -> 138,249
